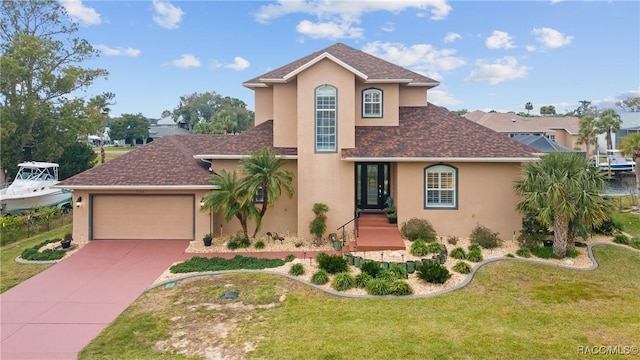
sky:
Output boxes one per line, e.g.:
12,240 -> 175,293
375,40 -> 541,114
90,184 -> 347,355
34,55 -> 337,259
61,0 -> 640,119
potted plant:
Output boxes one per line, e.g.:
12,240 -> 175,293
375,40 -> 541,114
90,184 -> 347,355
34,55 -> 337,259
203,233 -> 213,247
328,233 -> 341,251
387,207 -> 397,224
61,232 -> 72,249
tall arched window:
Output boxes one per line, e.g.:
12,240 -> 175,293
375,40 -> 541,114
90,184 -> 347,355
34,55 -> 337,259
424,164 -> 457,209
315,85 -> 337,152
362,88 -> 383,118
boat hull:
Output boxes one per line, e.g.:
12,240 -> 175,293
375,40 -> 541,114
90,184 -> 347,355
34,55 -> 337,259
0,189 -> 72,215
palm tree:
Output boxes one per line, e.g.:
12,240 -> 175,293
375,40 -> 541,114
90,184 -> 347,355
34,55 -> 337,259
201,170 -> 257,239
596,108 -> 622,150
240,148 -> 295,237
514,152 -> 614,258
619,132 -> 640,207
577,115 -> 598,158
525,102 -> 533,116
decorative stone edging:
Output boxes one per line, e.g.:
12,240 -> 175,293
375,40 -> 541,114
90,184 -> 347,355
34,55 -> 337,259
14,256 -> 59,265
148,242 -> 640,299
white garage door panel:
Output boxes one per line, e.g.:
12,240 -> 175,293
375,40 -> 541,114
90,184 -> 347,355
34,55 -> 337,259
92,195 -> 193,240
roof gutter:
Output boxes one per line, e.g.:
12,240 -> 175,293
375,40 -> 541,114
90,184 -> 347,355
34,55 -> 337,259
51,185 -> 218,190
341,156 -> 540,163
194,154 -> 298,160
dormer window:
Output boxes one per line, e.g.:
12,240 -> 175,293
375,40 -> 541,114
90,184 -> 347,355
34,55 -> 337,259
315,85 -> 337,152
362,88 -> 383,118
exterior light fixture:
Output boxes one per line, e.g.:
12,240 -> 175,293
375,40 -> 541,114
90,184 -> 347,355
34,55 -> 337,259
75,196 -> 82,208
200,198 -> 205,207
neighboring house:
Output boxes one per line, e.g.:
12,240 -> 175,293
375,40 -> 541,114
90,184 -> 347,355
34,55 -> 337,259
148,116 -> 190,143
56,43 -> 538,244
612,112 -> 640,150
464,111 -> 584,153
512,135 -> 578,153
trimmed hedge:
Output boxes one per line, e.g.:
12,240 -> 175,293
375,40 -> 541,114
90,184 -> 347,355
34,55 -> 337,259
20,239 -> 66,261
170,255 -> 285,273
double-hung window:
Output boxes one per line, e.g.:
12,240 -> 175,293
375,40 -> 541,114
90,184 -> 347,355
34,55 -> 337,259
425,165 -> 457,209
362,88 -> 382,118
315,85 -> 337,152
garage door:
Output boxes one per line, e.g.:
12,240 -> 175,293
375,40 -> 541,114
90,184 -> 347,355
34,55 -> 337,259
91,195 -> 194,240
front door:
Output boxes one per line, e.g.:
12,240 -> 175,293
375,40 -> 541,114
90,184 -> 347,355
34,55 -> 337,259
356,163 -> 390,210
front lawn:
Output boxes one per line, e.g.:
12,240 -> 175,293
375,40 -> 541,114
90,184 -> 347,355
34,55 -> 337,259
80,245 -> 640,359
0,224 -> 72,293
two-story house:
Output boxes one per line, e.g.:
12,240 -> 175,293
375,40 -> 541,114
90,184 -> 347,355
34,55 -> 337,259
58,43 -> 538,246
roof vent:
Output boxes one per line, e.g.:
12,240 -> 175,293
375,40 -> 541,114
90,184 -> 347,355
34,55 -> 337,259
511,119 -> 516,122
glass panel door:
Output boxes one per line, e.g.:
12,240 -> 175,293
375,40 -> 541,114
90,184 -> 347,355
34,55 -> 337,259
355,163 -> 391,210
366,165 -> 379,206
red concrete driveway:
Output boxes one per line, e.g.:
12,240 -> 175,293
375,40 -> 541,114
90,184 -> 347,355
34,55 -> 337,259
0,239 -> 189,360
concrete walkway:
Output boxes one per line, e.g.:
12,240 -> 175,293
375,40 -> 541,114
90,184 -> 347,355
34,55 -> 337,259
0,239 -> 189,360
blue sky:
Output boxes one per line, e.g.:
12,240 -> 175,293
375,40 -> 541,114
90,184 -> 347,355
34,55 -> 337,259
62,0 -> 639,119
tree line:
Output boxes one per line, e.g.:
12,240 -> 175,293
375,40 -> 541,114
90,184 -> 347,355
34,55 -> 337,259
1,1 -> 254,181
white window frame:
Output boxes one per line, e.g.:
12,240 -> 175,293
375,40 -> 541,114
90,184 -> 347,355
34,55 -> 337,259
315,85 -> 337,152
362,88 -> 383,118
424,164 -> 457,209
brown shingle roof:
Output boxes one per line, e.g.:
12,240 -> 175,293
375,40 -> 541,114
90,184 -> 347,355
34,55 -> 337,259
342,105 -> 538,159
464,111 -> 580,135
59,120 -> 294,187
243,43 -> 439,87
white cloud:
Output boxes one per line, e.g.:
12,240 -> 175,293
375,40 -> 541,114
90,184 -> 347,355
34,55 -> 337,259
486,30 -> 515,50
225,57 -> 250,71
60,0 -> 101,25
526,45 -> 536,52
381,22 -> 395,33
464,57 -> 530,84
443,32 -> 461,43
152,0 -> 184,29
428,89 -> 462,107
95,45 -> 141,57
254,1 -> 452,39
296,20 -> 363,39
532,27 -> 573,49
171,54 -> 201,68
362,41 -> 466,78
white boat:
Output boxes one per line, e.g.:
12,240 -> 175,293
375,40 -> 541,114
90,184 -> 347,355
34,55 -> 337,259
594,150 -> 635,173
0,162 -> 72,215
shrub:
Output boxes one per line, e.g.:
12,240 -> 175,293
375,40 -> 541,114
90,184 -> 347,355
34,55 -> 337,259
288,263 -> 305,276
400,218 -> 437,242
416,262 -> 451,284
425,242 -> 446,254
516,248 -> 531,258
254,240 -> 265,249
284,254 -> 296,262
632,238 -> 640,250
238,236 -> 251,248
226,239 -> 240,250
331,273 -> 355,291
468,243 -> 481,253
309,203 -> 329,245
316,253 -> 348,274
63,232 -> 73,241
506,253 -> 515,258
387,264 -> 408,280
170,255 -> 285,273
360,261 -> 382,278
613,233 -> 630,245
311,269 -> 330,285
446,236 -> 459,245
531,246 -> 579,259
466,250 -> 483,263
450,247 -> 467,260
365,278 -> 390,295
518,213 -> 551,249
453,261 -> 472,274
389,280 -> 414,296
410,239 -> 429,257
20,239 -> 66,261
354,272 -> 372,288
594,216 -> 623,236
469,224 -> 503,249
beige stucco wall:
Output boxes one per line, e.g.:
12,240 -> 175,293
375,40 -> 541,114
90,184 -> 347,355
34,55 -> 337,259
71,189 -> 211,242
208,159 -> 298,239
355,82 -> 399,126
295,59 -> 357,238
395,162 -> 524,240
399,86 -> 428,106
273,82 -> 298,147
254,87 -> 273,126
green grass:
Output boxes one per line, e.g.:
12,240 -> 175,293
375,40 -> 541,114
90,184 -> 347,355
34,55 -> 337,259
0,224 -> 72,293
80,245 -> 640,359
614,211 -> 640,238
